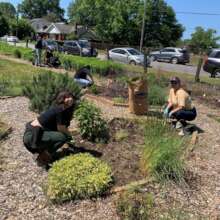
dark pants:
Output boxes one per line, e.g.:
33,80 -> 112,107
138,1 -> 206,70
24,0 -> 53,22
172,107 -> 197,122
23,130 -> 68,155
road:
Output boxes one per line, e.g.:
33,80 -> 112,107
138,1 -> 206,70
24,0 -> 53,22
151,61 -> 208,77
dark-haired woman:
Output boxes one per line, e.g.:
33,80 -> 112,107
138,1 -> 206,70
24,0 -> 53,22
23,90 -> 77,167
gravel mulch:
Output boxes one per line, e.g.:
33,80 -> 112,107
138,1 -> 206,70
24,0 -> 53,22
0,97 -> 119,220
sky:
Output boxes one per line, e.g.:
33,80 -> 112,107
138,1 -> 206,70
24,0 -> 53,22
2,0 -> 220,39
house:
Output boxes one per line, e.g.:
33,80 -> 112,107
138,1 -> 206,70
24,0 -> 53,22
30,18 -> 100,42
43,22 -> 77,41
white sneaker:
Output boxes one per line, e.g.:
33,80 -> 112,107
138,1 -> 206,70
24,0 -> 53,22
178,129 -> 185,136
175,121 -> 183,129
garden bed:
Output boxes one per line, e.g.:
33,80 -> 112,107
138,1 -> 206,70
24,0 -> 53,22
72,118 -> 145,187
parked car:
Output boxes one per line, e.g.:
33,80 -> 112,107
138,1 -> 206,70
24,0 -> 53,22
0,35 -> 8,41
203,48 -> 220,77
108,47 -> 150,66
149,47 -> 190,64
43,40 -> 62,52
7,36 -> 19,43
62,40 -> 98,57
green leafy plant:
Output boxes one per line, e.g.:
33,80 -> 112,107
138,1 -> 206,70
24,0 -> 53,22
13,49 -> 21,58
89,84 -> 100,95
74,101 -> 109,143
116,188 -> 153,220
22,71 -> 81,112
46,153 -> 113,203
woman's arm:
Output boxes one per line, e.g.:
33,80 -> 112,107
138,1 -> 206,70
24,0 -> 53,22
57,124 -> 71,137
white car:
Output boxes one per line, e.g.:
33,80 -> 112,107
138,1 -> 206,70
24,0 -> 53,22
7,36 -> 19,43
1,35 -> 8,41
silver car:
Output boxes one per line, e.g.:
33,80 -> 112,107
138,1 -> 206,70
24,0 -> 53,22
108,47 -> 150,66
149,47 -> 190,64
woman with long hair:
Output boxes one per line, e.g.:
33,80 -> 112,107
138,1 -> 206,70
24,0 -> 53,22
23,90 -> 77,167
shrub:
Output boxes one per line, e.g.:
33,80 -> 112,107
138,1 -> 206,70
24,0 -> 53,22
22,71 -> 81,112
116,188 -> 153,220
14,49 -> 21,58
88,84 -> 100,95
74,101 -> 109,143
46,153 -> 113,202
59,53 -> 123,76
141,118 -> 185,182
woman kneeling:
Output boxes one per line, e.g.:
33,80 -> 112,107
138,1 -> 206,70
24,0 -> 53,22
164,77 -> 197,132
23,90 -> 77,167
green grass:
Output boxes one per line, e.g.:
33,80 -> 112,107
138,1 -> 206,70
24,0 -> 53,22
0,42 -> 33,61
140,118 -> 186,182
0,59 -> 46,96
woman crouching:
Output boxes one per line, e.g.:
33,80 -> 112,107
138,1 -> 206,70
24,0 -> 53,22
164,77 -> 197,135
23,90 -> 77,167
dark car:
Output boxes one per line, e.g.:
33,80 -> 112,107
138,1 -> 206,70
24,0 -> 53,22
203,49 -> 220,77
43,40 -> 62,52
149,47 -> 190,64
62,40 -> 98,57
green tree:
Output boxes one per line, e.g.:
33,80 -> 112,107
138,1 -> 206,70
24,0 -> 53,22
10,19 -> 35,40
68,0 -> 184,47
18,0 -> 64,21
189,26 -> 220,54
0,2 -> 16,19
0,12 -> 9,37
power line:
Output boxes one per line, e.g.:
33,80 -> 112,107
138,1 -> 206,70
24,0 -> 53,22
176,11 -> 220,16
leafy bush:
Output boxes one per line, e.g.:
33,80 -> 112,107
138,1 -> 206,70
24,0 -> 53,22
88,84 -> 100,95
23,71 -> 81,112
141,118 -> 185,182
74,101 -> 109,142
46,153 -> 113,202
14,49 -> 21,58
116,188 -> 153,220
59,53 -> 123,76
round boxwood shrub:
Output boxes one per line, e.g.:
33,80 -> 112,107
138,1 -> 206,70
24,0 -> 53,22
47,153 -> 113,202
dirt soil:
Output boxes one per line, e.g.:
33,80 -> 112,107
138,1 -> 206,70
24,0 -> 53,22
73,118 -> 145,187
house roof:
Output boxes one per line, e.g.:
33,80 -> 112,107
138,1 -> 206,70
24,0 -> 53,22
30,18 -> 51,32
44,23 -> 75,34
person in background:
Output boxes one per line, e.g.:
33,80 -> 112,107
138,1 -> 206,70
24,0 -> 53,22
44,48 -> 54,66
164,77 -> 197,135
35,35 -> 43,66
74,65 -> 94,88
23,90 -> 77,167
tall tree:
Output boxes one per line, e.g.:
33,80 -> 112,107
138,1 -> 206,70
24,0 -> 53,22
18,0 -> 64,21
10,19 -> 35,40
189,27 -> 220,54
68,0 -> 184,47
0,2 -> 16,19
0,12 -> 9,37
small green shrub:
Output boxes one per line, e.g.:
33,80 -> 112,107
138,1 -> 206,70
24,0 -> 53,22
74,101 -> 109,143
141,119 -> 185,182
89,84 -> 100,95
116,188 -> 153,220
14,49 -> 22,58
113,97 -> 127,104
23,71 -> 81,112
47,153 -> 113,202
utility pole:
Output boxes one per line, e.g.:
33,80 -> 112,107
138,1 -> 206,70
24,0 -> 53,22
140,0 -> 147,52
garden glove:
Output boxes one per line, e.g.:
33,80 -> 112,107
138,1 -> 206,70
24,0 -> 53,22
168,111 -> 173,118
163,106 -> 169,118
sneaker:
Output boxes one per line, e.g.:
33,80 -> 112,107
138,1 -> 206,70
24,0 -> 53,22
175,121 -> 183,129
178,129 -> 185,136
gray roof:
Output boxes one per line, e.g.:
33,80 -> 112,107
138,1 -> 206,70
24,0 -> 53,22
44,23 -> 75,34
30,18 -> 51,32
